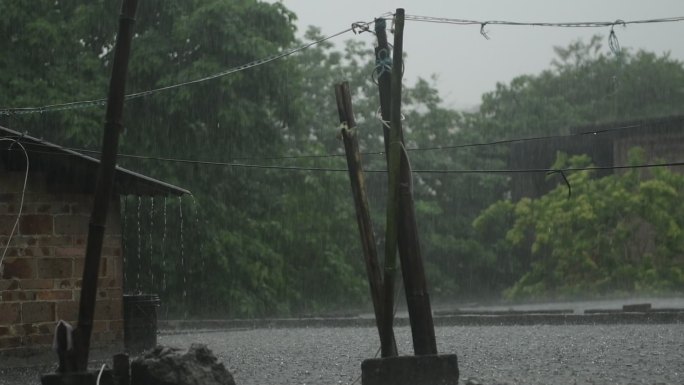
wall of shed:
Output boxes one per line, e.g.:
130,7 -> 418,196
0,170 -> 123,354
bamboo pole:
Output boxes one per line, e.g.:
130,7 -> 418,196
74,0 -> 138,371
381,8 -> 405,357
335,82 -> 397,357
397,147 -> 437,355
377,9 -> 437,355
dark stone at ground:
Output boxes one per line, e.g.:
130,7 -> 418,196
361,354 -> 459,385
130,344 -> 235,385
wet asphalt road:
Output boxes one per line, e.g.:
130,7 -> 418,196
2,324 -> 683,385
157,325 -> 684,385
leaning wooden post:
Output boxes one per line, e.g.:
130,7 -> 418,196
335,82 -> 397,357
74,0 -> 138,370
381,8 -> 406,356
380,9 -> 437,355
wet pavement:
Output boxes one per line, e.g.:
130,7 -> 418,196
3,298 -> 684,385
5,323 -> 681,385
159,324 -> 683,385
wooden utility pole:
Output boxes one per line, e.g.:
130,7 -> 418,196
74,0 -> 138,371
335,82 -> 397,357
377,9 -> 438,356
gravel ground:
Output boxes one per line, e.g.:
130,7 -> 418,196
2,324 -> 683,385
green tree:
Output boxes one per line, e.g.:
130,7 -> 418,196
475,150 -> 684,299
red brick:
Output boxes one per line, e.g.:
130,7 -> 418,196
20,247 -> 53,257
56,301 -> 79,321
55,247 -> 83,257
1,234 -> 33,246
37,322 -> 55,335
33,236 -> 73,246
30,203 -> 67,215
21,279 -> 54,290
94,300 -> 122,321
19,215 -> 53,235
0,215 -> 17,234
101,247 -> 121,258
103,236 -> 122,248
74,258 -> 107,278
0,247 -> 20,257
106,288 -> 122,300
1,258 -> 35,279
21,302 -> 55,323
0,336 -> 22,349
98,278 -> 118,288
93,320 -> 108,333
25,334 -> 53,346
109,319 -> 124,332
56,279 -> 74,289
36,290 -> 72,301
18,323 -> 37,336
36,258 -> 72,279
91,331 -> 110,343
0,303 -> 20,324
0,278 -> 19,291
2,291 -> 36,301
70,202 -> 92,215
0,193 -> 18,203
0,203 -> 18,214
54,215 -> 88,235
23,193 -> 60,203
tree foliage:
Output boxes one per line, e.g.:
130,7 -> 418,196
475,150 -> 684,299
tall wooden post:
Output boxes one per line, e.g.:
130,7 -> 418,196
74,0 -> 138,371
335,82 -> 397,357
378,9 -> 437,355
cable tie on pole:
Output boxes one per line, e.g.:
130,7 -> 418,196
372,48 -> 393,84
352,21 -> 373,35
480,22 -> 491,39
547,169 -> 572,199
608,20 -> 626,56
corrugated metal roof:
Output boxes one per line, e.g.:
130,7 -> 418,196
0,125 -> 190,197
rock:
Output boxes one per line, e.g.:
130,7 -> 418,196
131,344 -> 236,385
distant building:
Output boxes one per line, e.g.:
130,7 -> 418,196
0,125 -> 189,356
509,115 -> 684,200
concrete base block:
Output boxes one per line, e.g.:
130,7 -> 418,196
361,354 -> 459,385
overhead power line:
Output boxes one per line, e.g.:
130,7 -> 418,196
403,14 -> 684,45
0,119 -> 659,164
403,14 -> 684,28
3,12 -> 683,116
0,18 -> 379,117
3,140 -> 683,175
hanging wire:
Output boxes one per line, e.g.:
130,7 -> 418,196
0,139 -> 29,273
0,18 -> 381,117
403,14 -> 684,28
404,14 -> 684,42
0,13 -> 682,116
0,120 -> 653,165
608,20 -> 626,56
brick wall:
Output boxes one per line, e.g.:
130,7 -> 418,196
0,170 -> 124,353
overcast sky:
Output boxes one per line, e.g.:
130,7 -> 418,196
271,0 -> 684,109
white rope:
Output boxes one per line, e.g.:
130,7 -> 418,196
0,139 -> 29,275
96,363 -> 107,385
